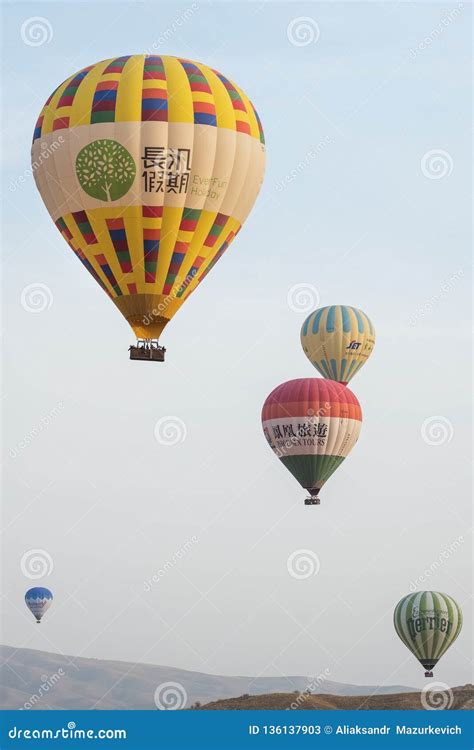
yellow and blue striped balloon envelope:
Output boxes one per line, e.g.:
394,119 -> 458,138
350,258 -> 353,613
300,305 -> 375,384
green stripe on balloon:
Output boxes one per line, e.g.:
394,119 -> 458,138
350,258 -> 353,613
431,591 -> 445,660
280,454 -> 345,490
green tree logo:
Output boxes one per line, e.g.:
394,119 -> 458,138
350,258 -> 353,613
75,139 -> 136,201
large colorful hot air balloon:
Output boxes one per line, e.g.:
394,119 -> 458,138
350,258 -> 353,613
261,379 -> 362,504
25,587 -> 53,624
32,55 -> 265,360
301,305 -> 375,384
394,592 -> 463,677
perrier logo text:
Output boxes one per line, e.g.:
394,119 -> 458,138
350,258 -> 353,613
407,614 -> 453,640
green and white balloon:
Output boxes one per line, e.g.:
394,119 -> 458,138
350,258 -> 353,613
393,591 -> 462,677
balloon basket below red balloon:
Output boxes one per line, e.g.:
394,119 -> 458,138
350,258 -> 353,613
129,340 -> 166,362
304,496 -> 320,505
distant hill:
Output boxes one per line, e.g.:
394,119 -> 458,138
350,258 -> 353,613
197,686 -> 474,711
0,646 -> 416,710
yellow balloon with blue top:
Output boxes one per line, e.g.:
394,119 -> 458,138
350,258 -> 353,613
301,305 -> 375,385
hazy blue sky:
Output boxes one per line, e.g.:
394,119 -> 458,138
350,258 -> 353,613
2,0 -> 472,692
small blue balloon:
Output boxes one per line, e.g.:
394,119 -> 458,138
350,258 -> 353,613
25,587 -> 53,623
